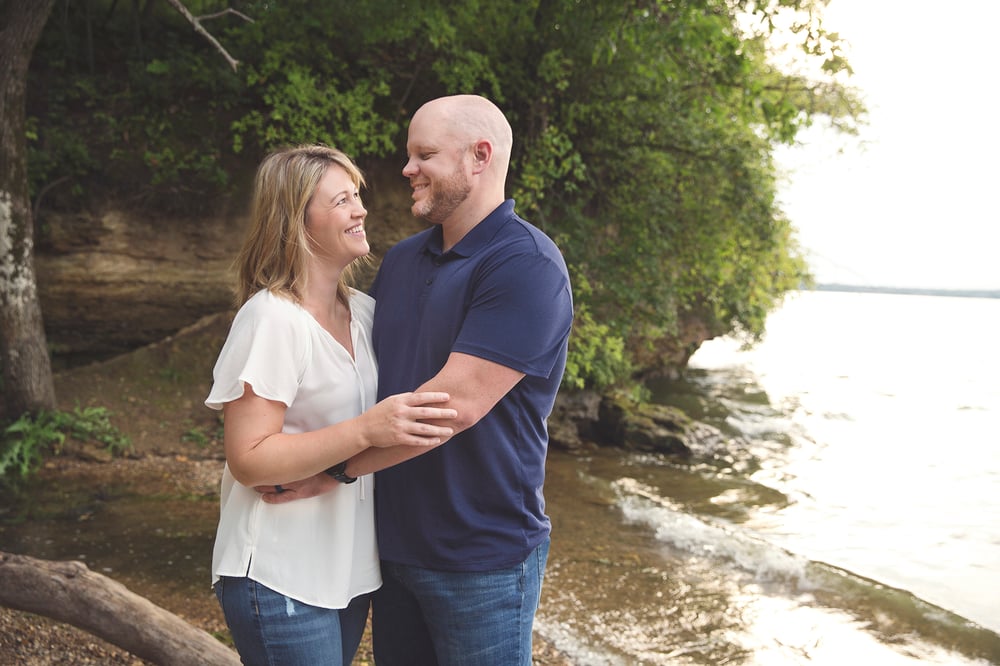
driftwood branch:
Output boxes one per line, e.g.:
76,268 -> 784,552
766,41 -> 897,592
162,0 -> 253,72
0,550 -> 239,666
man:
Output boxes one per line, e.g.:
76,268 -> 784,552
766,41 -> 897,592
368,94 -> 573,664
264,94 -> 572,664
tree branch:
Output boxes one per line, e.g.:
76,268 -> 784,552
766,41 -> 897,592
198,8 -> 254,24
162,0 -> 252,73
0,551 -> 239,666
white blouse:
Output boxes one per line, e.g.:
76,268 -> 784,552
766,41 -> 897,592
205,288 -> 380,609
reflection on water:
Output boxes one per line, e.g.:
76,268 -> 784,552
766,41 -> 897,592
538,448 -> 1000,665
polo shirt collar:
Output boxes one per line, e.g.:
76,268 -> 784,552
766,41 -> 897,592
423,199 -> 515,260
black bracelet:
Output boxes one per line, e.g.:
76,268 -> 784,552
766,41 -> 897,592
324,461 -> 358,484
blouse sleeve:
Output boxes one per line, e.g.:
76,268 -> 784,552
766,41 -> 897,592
205,292 -> 311,410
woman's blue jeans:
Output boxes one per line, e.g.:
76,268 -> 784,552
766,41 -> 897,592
214,576 -> 370,666
372,537 -> 550,666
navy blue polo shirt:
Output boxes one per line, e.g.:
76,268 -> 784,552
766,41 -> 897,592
370,199 -> 573,571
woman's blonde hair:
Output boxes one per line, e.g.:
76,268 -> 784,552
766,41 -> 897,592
233,145 -> 367,307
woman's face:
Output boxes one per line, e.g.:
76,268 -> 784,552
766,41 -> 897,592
304,165 -> 369,267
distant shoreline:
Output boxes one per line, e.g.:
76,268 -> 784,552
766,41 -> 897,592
812,283 -> 1000,299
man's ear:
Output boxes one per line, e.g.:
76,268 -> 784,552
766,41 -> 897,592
471,140 -> 493,172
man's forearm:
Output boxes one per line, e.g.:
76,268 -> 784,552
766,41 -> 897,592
345,352 -> 523,477
344,442 -> 438,477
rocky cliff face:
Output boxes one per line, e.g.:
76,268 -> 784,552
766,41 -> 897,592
37,209 -> 238,365
35,165 -> 419,366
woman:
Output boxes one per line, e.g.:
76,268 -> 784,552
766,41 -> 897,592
205,145 -> 456,665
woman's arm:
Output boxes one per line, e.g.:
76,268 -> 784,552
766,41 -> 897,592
224,384 -> 456,487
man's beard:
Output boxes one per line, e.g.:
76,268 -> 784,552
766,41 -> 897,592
414,165 -> 471,224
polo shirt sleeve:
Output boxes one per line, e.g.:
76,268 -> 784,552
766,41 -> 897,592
452,252 -> 572,379
205,293 -> 310,410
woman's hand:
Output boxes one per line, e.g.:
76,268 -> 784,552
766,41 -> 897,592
361,391 -> 457,448
256,473 -> 337,504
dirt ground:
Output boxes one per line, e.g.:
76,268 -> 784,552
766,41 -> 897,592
0,313 -> 572,665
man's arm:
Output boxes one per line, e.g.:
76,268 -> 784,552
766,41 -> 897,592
345,352 -> 523,476
260,352 -> 521,504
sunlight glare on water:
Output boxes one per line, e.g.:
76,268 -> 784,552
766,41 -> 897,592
688,290 -> 1000,636
729,595 -> 994,666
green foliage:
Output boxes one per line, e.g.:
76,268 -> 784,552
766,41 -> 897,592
181,427 -> 210,448
515,124 -> 587,228
498,0 -> 837,360
223,2 -> 409,159
27,1 -> 244,211
562,304 -> 632,391
561,272 -> 632,390
0,414 -> 64,483
231,64 -> 396,157
0,407 -> 132,486
60,406 -> 132,453
26,0 -> 862,378
181,420 -> 223,449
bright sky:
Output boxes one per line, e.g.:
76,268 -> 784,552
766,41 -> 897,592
774,0 -> 1000,290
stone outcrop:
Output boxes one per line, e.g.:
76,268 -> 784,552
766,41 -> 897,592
36,209 -> 239,363
551,390 -> 701,457
34,162 -> 419,366
548,389 -> 746,460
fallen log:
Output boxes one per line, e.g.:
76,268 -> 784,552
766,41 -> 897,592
0,550 -> 239,666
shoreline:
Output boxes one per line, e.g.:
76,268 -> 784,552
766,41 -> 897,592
0,456 -> 573,665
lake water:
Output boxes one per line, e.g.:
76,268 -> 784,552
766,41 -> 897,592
537,289 -> 1000,665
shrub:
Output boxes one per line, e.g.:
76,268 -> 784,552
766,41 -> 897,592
0,407 -> 132,486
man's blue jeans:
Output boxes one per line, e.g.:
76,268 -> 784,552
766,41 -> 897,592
372,537 -> 550,666
214,576 -> 371,666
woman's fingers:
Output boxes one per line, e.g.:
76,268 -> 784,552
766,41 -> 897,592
413,406 -> 458,420
406,391 -> 451,405
395,392 -> 457,423
394,418 -> 452,439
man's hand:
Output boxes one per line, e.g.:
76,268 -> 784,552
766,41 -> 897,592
255,473 -> 337,504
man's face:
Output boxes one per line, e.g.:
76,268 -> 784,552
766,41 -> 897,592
402,111 -> 472,224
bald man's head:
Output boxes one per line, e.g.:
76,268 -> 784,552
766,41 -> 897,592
414,95 -> 513,175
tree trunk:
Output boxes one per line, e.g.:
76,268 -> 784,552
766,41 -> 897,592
0,0 -> 58,417
0,550 -> 240,666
